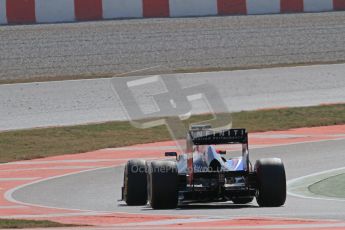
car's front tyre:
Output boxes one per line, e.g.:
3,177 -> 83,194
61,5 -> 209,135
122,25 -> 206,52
123,159 -> 148,206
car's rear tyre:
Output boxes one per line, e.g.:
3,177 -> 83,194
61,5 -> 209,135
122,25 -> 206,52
232,197 -> 254,204
123,159 -> 147,206
147,161 -> 178,209
255,158 -> 286,207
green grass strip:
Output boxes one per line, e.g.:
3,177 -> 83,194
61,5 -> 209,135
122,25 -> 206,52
0,104 -> 344,163
0,219 -> 79,229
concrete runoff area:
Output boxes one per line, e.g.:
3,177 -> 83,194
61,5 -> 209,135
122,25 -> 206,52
0,63 -> 345,131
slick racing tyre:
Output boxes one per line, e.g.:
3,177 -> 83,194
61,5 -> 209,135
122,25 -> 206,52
147,161 -> 178,209
123,159 -> 148,205
255,158 -> 286,207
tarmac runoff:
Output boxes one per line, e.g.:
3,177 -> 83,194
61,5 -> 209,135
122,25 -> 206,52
0,63 -> 345,131
0,125 -> 345,229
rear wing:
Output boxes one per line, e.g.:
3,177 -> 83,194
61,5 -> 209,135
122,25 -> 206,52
189,128 -> 247,145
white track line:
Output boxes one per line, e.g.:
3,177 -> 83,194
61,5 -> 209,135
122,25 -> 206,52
0,205 -> 28,209
0,211 -> 107,219
4,166 -> 119,214
3,137 -> 345,219
3,157 -> 161,215
287,167 -> 345,202
0,166 -> 96,172
4,159 -> 133,165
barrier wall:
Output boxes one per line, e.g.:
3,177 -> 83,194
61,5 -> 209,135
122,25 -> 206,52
0,0 -> 344,24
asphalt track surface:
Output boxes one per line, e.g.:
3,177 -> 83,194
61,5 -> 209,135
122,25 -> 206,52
12,138 -> 345,221
1,63 -> 345,131
1,12 -> 345,81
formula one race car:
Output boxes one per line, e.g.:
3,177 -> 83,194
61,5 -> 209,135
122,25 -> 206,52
121,125 -> 286,209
